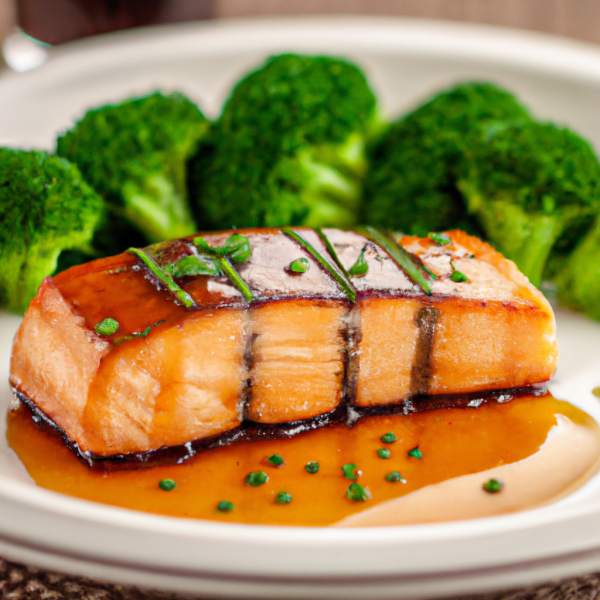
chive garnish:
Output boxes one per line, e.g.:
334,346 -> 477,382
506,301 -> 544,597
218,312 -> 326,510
95,318 -> 119,336
276,491 -> 292,504
376,448 -> 391,459
158,479 -> 177,491
359,226 -> 432,295
346,483 -> 369,502
483,478 -> 503,493
407,446 -> 423,459
132,326 -> 151,339
315,228 -> 351,279
380,432 -> 396,444
127,248 -> 196,308
219,256 -> 254,302
115,320 -> 163,344
385,471 -> 406,483
342,464 -> 359,480
267,454 -> 285,467
289,257 -> 309,274
244,471 -> 268,486
282,229 -> 356,302
305,461 -> 319,474
428,232 -> 451,245
217,500 -> 234,512
348,247 -> 369,277
192,236 -> 254,302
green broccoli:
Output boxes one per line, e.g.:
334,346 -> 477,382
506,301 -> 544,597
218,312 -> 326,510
0,148 -> 105,313
56,91 -> 208,243
554,214 -> 600,321
457,121 -> 600,287
189,54 -> 381,230
361,82 -> 532,236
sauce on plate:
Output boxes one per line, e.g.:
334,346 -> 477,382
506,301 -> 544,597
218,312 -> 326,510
7,393 -> 600,527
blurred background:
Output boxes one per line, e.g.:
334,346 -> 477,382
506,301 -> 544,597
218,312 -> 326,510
2,0 -> 600,52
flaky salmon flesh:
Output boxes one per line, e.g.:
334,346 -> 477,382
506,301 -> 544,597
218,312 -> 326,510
10,228 -> 557,460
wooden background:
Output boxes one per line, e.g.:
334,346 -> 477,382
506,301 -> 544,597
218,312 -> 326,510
3,0 -> 600,46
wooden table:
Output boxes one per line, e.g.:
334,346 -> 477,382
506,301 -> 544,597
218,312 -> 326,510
2,1 -> 600,598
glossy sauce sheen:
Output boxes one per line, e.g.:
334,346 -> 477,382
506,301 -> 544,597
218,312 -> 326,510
8,393 -> 598,526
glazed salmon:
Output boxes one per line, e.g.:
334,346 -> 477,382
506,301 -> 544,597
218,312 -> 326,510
10,228 -> 557,460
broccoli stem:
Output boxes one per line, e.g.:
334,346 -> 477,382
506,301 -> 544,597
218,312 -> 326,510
295,149 -> 361,229
121,173 -> 196,243
555,214 -> 600,321
458,180 -> 562,287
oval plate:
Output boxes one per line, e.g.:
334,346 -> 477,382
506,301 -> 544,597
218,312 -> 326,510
2,17 -> 600,599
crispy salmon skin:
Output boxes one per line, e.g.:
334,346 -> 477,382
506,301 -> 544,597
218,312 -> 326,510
10,228 -> 557,459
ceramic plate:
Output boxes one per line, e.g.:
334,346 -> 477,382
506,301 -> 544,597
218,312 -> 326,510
1,17 -> 600,599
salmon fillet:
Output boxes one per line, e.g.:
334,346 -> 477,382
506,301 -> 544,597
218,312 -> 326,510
10,228 -> 557,460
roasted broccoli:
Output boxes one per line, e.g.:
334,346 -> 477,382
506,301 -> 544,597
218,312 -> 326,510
189,54 -> 381,230
57,92 -> 208,243
0,148 -> 105,313
362,82 -> 532,236
458,121 -> 600,287
554,214 -> 600,321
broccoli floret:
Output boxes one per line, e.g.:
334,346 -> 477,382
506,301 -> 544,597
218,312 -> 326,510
554,214 -> 600,321
457,121 -> 600,287
362,82 -> 532,236
57,92 -> 208,243
0,148 -> 105,313
189,54 -> 381,230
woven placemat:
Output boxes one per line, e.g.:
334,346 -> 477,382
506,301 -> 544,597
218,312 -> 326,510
2,557 -> 600,600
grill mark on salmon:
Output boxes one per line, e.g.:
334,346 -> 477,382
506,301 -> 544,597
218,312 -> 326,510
410,306 -> 441,396
10,228 -> 558,460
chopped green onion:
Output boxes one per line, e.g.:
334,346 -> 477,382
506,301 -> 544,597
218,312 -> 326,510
282,229 -> 356,302
95,318 -> 119,336
359,226 -> 432,295
289,257 -> 309,274
380,432 -> 396,444
407,446 -> 423,459
217,500 -> 234,512
194,233 -> 252,264
244,471 -> 268,486
267,454 -> 285,467
348,248 -> 369,277
450,269 -> 469,283
385,471 -> 406,483
428,232 -> 451,245
172,254 -> 221,277
346,483 -> 369,502
305,461 -> 319,474
342,463 -> 359,480
127,248 -> 196,308
158,479 -> 177,491
483,478 -> 503,493
215,233 -> 252,263
376,448 -> 391,459
276,491 -> 292,504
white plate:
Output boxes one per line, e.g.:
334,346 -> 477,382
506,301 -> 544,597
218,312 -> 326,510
2,16 -> 600,599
